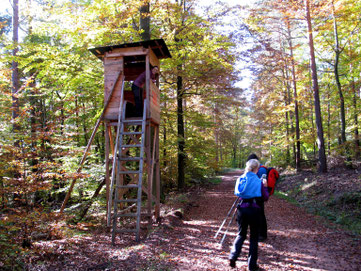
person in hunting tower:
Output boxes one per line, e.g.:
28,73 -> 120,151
131,65 -> 159,117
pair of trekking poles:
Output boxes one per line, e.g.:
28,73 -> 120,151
214,197 -> 240,245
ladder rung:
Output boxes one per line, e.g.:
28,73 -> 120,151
119,157 -> 142,161
116,184 -> 139,189
121,144 -> 142,148
114,229 -> 138,233
123,119 -> 143,124
116,199 -> 138,203
119,170 -> 141,174
121,132 -> 143,135
116,213 -> 138,217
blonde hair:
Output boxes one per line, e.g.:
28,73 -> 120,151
245,159 -> 260,173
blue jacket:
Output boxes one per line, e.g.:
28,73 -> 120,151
234,172 -> 262,199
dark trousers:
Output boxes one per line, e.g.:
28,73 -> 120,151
258,201 -> 267,239
131,84 -> 143,116
229,206 -> 261,270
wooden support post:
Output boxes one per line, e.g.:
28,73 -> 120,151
146,122 -> 152,225
155,127 -> 160,220
108,126 -> 115,155
105,123 -> 110,224
146,54 -> 150,119
147,125 -> 158,223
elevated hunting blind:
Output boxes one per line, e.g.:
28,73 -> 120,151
91,39 -> 171,243
61,39 -> 171,243
90,39 -> 171,243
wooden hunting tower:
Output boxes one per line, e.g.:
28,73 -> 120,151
89,39 -> 171,243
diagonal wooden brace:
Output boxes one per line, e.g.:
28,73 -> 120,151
60,70 -> 124,213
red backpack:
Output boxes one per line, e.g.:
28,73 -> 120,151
260,166 -> 279,195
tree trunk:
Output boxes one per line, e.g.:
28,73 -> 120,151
309,80 -> 316,157
351,79 -> 360,159
12,0 -> 20,136
282,53 -> 291,165
177,72 -> 185,190
331,1 -> 346,144
139,3 -> 150,40
327,88 -> 331,156
11,0 -> 21,204
78,179 -> 106,220
215,127 -> 219,164
82,101 -> 89,144
348,44 -> 360,160
286,19 -> 301,171
175,0 -> 186,190
284,82 -> 291,165
305,0 -> 327,172
287,68 -> 296,167
163,101 -> 168,169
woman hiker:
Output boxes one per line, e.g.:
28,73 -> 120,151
229,158 -> 269,270
246,153 -> 268,241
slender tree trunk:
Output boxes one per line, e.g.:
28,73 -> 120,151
220,140 -> 223,162
27,13 -> 39,178
11,0 -> 21,204
282,57 -> 291,164
163,101 -> 167,169
215,127 -> 219,165
75,96 -> 80,145
82,101 -> 89,144
331,1 -> 346,144
78,178 -> 106,220
55,91 -> 65,136
349,45 -> 360,159
287,70 -> 296,167
12,0 -> 20,137
305,0 -> 327,172
284,90 -> 291,164
351,79 -> 360,159
175,0 -> 186,190
309,83 -> 316,157
177,72 -> 185,190
232,123 -> 238,168
29,79 -> 38,168
327,88 -> 331,156
286,20 -> 301,171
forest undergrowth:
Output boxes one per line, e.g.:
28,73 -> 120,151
277,165 -> 361,236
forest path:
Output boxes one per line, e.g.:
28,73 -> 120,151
29,170 -> 360,270
148,170 -> 361,271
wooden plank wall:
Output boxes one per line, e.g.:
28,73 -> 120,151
104,56 -> 123,120
150,81 -> 160,124
103,47 -> 160,121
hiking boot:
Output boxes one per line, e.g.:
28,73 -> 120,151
229,259 -> 236,268
258,236 -> 267,242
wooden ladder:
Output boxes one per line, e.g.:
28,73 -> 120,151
109,99 -> 147,244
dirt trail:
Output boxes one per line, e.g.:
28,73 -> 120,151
147,170 -> 361,271
29,171 -> 361,270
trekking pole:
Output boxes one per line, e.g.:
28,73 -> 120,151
220,203 -> 238,245
214,197 -> 239,238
